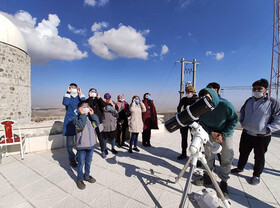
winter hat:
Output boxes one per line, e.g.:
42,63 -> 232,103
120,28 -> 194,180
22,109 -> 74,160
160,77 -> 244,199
104,93 -> 111,100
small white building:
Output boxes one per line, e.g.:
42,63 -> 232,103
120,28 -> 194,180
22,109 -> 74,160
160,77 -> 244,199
0,13 -> 31,124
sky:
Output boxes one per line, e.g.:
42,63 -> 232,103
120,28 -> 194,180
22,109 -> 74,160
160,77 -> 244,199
0,0 -> 274,112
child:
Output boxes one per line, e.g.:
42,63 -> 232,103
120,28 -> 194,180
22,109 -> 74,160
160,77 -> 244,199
73,100 -> 99,190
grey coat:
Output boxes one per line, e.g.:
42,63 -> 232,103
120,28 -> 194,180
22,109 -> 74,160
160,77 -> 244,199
128,102 -> 146,133
102,104 -> 118,132
73,114 -> 98,150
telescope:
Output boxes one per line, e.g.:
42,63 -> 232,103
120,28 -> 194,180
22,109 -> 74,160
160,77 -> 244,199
165,96 -> 215,133
164,95 -> 230,208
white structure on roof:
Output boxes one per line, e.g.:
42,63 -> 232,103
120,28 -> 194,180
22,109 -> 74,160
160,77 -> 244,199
0,13 -> 31,124
0,13 -> 27,52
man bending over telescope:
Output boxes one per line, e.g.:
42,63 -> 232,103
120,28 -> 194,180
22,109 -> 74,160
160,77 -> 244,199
165,88 -> 238,199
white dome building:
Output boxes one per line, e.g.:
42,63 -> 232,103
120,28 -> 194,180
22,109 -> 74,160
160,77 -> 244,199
0,13 -> 31,124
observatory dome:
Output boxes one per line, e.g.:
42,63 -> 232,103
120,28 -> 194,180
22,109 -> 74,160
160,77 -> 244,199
0,13 -> 27,53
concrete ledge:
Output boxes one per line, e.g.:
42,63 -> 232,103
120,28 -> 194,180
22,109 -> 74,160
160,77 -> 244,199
1,118 -> 165,156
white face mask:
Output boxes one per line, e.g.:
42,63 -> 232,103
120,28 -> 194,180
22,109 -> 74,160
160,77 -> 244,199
71,88 -> 77,94
83,107 -> 90,115
70,88 -> 78,98
90,92 -> 97,98
252,91 -> 264,99
186,93 -> 193,98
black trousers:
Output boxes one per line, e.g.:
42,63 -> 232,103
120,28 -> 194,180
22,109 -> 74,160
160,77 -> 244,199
237,130 -> 271,177
96,127 -> 105,152
116,124 -> 128,145
142,129 -> 151,145
180,127 -> 191,155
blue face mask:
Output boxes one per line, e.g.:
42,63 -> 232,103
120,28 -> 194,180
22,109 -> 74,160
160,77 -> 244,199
147,95 -> 151,100
135,99 -> 140,104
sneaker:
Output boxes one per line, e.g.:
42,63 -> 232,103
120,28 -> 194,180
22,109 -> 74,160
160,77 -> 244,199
219,181 -> 229,199
133,147 -> 140,152
250,176 -> 260,185
142,143 -> 148,147
84,175 -> 96,183
112,148 -> 118,154
195,174 -> 212,186
128,149 -> 133,153
101,152 -> 106,159
121,143 -> 129,147
70,160 -> 78,168
76,180 -> 86,190
105,149 -> 109,155
231,168 -> 244,174
177,154 -> 187,160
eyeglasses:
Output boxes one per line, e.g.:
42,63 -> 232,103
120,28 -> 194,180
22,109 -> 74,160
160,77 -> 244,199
71,86 -> 77,89
82,105 -> 89,108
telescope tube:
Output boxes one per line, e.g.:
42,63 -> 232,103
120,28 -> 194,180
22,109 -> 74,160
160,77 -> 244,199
165,96 -> 215,133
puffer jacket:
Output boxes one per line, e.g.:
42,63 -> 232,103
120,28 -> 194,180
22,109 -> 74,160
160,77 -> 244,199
102,104 -> 118,132
128,102 -> 146,133
73,113 -> 99,150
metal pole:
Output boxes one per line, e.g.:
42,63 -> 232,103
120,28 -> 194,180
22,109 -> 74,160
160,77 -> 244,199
270,0 -> 276,98
180,58 -> 185,100
192,59 -> 197,90
277,0 -> 280,99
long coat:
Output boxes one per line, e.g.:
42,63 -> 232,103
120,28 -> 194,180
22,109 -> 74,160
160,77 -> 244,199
142,99 -> 158,130
62,94 -> 85,136
128,102 -> 146,133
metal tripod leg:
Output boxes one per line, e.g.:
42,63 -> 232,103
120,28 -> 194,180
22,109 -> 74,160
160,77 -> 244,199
175,155 -> 192,183
179,162 -> 196,208
200,157 -> 230,208
176,154 -> 230,208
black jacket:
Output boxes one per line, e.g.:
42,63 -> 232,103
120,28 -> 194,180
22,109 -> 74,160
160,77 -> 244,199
177,94 -> 198,113
86,97 -> 107,122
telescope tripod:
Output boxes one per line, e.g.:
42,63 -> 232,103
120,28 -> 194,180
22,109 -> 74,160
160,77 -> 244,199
175,151 -> 230,208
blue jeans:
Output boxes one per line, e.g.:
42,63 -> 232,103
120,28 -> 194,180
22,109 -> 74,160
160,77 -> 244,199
130,133 -> 139,149
76,147 -> 94,181
104,138 -> 116,149
66,136 -> 76,162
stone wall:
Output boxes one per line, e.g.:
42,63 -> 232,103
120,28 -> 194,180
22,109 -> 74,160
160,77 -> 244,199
0,42 -> 31,124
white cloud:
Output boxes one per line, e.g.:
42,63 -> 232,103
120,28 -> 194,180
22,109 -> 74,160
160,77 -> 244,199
91,21 -> 109,32
152,52 -> 158,57
205,50 -> 224,60
216,52 -> 224,60
68,24 -> 86,35
84,0 -> 109,7
160,45 -> 169,60
161,45 -> 169,55
141,29 -> 150,35
1,11 -> 87,65
84,0 -> 96,6
99,0 -> 109,6
206,51 -> 212,56
179,0 -> 194,9
88,24 -> 151,60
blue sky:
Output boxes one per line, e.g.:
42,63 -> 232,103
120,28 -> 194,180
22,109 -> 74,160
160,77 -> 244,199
0,0 -> 273,111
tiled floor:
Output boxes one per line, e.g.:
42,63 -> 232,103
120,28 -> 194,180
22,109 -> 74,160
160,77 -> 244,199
0,129 -> 279,208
